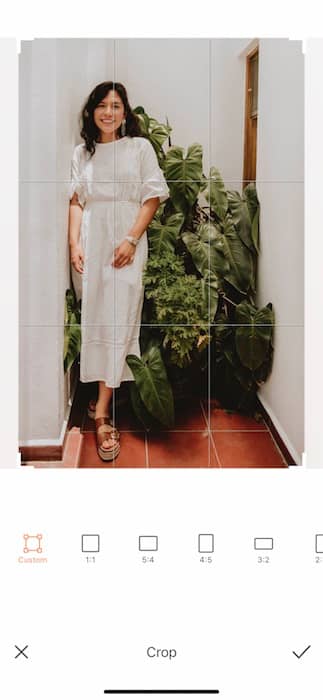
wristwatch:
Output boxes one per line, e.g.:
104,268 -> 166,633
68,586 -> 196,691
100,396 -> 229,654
125,235 -> 139,247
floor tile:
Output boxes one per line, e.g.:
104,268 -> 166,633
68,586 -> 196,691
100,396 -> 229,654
78,431 -> 147,468
205,402 -> 267,431
213,431 -> 287,467
147,431 -> 219,468
62,427 -> 83,467
173,399 -> 208,430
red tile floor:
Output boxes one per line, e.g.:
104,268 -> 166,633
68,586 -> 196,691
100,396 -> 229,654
65,383 -> 288,469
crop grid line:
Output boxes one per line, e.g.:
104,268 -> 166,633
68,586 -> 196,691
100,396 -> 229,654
20,179 -> 304,184
208,38 -> 212,468
26,323 -> 302,328
112,58 -> 117,438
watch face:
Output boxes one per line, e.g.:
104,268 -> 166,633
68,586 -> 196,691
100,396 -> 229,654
126,236 -> 137,245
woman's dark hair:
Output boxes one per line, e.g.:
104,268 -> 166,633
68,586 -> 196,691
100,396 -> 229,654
80,81 -> 141,156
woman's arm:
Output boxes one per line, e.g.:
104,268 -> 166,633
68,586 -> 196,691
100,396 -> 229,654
113,197 -> 160,268
128,197 -> 160,241
68,193 -> 84,274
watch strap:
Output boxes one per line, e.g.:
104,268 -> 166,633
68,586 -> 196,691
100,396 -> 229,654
125,235 -> 138,247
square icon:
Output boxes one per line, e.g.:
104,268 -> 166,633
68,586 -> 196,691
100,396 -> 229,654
82,534 -> 100,553
198,534 -> 214,553
254,537 -> 274,551
315,534 -> 323,554
139,536 -> 158,552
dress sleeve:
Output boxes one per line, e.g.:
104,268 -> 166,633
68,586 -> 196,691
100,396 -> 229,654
69,145 -> 86,207
140,138 -> 170,206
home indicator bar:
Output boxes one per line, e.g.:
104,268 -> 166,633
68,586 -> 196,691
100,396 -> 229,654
104,691 -> 220,695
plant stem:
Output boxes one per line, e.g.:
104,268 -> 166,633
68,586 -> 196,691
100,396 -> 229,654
221,294 -> 238,308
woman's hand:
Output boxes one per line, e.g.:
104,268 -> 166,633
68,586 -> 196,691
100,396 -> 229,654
70,242 -> 85,274
113,240 -> 136,268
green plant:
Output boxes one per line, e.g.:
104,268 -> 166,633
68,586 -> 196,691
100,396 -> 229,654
125,111 -> 274,423
133,106 -> 171,166
64,288 -> 81,373
143,249 -> 209,368
127,341 -> 175,427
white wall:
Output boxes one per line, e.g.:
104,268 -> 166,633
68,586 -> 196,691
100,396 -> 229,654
211,38 -> 304,463
115,39 -> 210,174
19,39 -> 63,444
19,38 -> 114,444
210,38 -> 252,189
256,39 -> 304,464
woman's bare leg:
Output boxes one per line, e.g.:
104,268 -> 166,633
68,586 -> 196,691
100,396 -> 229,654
95,381 -> 117,449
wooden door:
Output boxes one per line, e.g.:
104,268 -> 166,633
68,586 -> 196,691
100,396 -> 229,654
243,47 -> 259,186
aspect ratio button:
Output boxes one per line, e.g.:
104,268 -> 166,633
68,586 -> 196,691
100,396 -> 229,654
147,646 -> 177,660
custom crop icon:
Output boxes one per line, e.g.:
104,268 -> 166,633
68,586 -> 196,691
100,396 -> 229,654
23,534 -> 43,554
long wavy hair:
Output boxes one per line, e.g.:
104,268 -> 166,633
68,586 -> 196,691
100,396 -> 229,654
80,81 -> 141,156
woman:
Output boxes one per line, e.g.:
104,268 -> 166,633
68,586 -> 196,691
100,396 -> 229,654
68,82 -> 169,461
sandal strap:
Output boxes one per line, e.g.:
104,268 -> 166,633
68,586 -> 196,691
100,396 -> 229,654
95,416 -> 111,429
95,417 -> 120,442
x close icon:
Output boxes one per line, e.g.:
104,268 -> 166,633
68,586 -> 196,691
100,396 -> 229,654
14,645 -> 29,659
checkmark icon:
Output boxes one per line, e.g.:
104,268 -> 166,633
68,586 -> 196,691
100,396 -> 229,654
292,645 -> 311,659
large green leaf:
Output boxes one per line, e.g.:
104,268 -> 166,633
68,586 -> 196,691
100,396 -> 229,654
244,182 -> 260,222
126,344 -> 174,427
133,107 -> 171,166
182,225 -> 229,278
164,144 -> 203,210
64,311 -> 81,373
148,213 -> 184,256
199,222 -> 219,243
235,302 -> 274,371
134,107 -> 171,151
129,382 -> 156,430
148,118 -> 172,151
164,143 -> 203,180
200,270 -> 219,319
251,206 -> 260,253
207,167 -> 228,220
133,106 -> 150,131
64,289 -> 81,373
221,215 -> 253,294
227,190 -> 254,251
244,183 -> 260,252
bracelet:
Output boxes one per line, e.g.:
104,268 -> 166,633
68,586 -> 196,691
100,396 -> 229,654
125,235 -> 139,247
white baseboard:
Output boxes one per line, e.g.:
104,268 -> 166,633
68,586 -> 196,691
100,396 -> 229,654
259,395 -> 302,466
19,418 -> 68,448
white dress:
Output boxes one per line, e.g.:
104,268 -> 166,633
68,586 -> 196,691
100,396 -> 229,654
69,136 -> 169,388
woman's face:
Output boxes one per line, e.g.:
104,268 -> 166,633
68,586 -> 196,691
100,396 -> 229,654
93,89 -> 126,140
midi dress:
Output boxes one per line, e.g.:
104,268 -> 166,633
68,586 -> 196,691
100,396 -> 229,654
69,136 -> 169,388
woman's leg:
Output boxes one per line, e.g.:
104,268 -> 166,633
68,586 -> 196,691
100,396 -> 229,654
95,381 -> 112,418
95,381 -> 117,448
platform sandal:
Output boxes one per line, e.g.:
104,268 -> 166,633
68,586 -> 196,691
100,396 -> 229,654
95,417 -> 120,462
